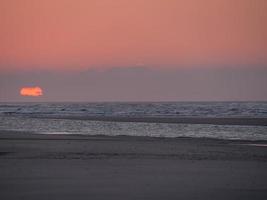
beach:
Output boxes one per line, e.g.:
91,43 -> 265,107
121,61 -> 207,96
1,131 -> 267,200
1,0 -> 267,198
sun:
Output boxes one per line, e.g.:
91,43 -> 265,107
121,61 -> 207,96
20,87 -> 43,97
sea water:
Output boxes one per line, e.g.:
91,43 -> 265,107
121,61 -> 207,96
0,102 -> 267,140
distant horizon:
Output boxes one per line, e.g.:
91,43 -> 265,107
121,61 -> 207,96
1,66 -> 267,102
1,100 -> 267,103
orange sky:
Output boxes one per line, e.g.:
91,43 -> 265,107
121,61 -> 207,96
0,0 -> 266,70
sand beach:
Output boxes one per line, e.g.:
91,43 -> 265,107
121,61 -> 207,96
1,131 -> 267,200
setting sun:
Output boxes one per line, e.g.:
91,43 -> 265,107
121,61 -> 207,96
20,87 -> 43,97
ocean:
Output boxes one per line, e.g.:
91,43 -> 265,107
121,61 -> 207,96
0,102 -> 267,140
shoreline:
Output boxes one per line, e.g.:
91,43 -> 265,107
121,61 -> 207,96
1,130 -> 267,161
31,116 -> 267,126
1,130 -> 267,143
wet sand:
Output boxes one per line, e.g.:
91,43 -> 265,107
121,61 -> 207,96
34,116 -> 267,126
0,131 -> 267,200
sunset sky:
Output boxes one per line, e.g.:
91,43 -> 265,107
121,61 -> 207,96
0,0 -> 267,101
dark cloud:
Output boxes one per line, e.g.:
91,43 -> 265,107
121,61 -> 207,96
0,66 -> 267,102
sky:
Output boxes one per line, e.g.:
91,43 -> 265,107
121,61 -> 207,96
0,0 -> 267,101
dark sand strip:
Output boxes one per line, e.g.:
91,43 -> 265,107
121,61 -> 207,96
34,116 -> 267,126
1,131 -> 267,161
1,132 -> 267,200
